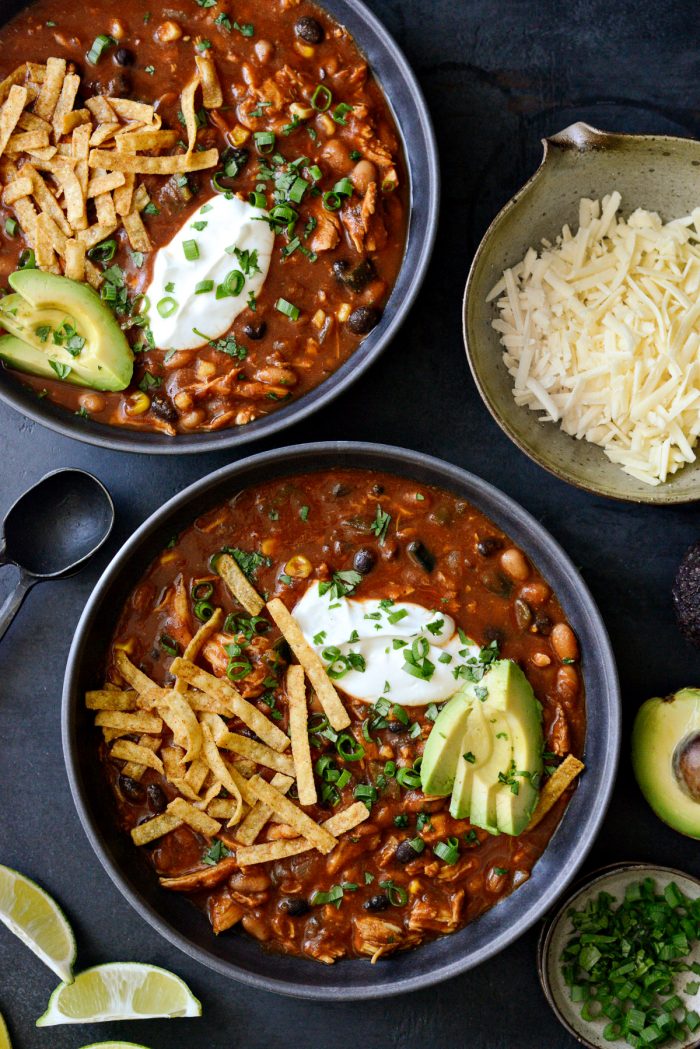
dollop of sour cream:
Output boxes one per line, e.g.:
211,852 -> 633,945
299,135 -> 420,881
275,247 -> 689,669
145,193 -> 274,351
293,584 -> 480,707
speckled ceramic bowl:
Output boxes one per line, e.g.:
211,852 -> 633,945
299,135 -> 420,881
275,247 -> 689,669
538,862 -> 700,1048
463,122 -> 700,505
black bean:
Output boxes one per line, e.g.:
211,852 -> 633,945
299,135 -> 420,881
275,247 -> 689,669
146,784 -> 167,813
243,321 -> 266,340
371,483 -> 384,495
484,627 -> 505,646
353,548 -> 376,575
114,48 -> 134,66
514,598 -> 533,631
388,721 -> 405,734
295,15 -> 324,43
364,894 -> 390,912
332,259 -> 349,282
334,258 -> 377,293
347,306 -> 381,335
480,571 -> 512,598
477,536 -> 503,557
395,840 -> 417,864
407,540 -> 435,572
331,482 -> 351,497
281,897 -> 310,916
150,395 -> 178,423
119,775 -> 145,803
534,614 -> 552,636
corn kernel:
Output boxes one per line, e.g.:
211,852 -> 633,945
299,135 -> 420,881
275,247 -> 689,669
159,551 -> 178,564
113,638 -> 136,654
337,303 -> 351,323
125,391 -> 150,415
284,554 -> 312,579
196,358 -> 216,379
230,125 -> 250,147
409,880 -> 422,894
312,309 -> 326,329
261,537 -> 278,556
174,391 -> 193,410
289,102 -> 313,120
317,113 -> 334,136
294,41 -> 315,58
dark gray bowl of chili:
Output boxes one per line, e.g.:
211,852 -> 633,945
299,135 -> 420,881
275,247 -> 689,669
0,0 -> 438,452
63,442 -> 620,999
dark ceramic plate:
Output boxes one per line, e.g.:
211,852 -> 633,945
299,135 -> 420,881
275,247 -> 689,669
62,442 -> 621,999
0,0 -> 438,454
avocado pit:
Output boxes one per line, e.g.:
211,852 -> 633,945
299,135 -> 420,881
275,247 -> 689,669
673,733 -> 700,801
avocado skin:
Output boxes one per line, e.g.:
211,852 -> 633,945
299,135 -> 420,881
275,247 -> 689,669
0,269 -> 133,391
673,543 -> 700,649
632,688 -> 700,839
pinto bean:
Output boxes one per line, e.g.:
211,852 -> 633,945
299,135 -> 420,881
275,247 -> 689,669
551,623 -> 579,663
180,409 -> 206,430
556,665 -> 580,704
229,870 -> 271,894
350,159 -> 377,194
519,581 -> 551,605
241,912 -> 270,941
500,547 -> 530,581
79,392 -> 106,413
254,39 -> 274,63
254,364 -> 298,387
155,20 -> 182,43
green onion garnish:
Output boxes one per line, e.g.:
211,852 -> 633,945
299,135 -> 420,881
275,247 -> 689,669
333,177 -> 354,198
248,190 -> 267,208
308,164 -> 323,182
332,102 -> 353,125
194,279 -> 214,295
18,248 -> 36,269
254,130 -> 276,154
322,191 -> 342,212
86,33 -> 115,64
433,837 -> 460,864
182,239 -> 199,261
288,176 -> 309,203
156,296 -> 178,318
193,599 -> 215,622
396,766 -> 422,789
275,297 -> 300,321
4,218 -> 17,237
379,879 -> 408,906
311,84 -> 332,111
335,733 -> 365,762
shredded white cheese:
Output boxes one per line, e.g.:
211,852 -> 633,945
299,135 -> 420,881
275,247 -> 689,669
488,193 -> 700,485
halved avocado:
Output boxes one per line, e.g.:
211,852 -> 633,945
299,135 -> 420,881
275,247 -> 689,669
632,688 -> 700,838
0,269 -> 133,391
450,701 -> 498,819
468,710 -> 512,834
420,685 -> 473,796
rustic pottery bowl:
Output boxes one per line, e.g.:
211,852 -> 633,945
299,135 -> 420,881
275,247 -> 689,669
464,121 -> 700,505
63,442 -> 620,999
0,0 -> 438,454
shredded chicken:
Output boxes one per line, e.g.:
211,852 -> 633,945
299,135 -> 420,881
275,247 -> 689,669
208,887 -> 245,934
341,182 -> 387,253
309,207 -> 341,253
353,916 -> 421,958
159,857 -> 239,892
408,891 -> 465,933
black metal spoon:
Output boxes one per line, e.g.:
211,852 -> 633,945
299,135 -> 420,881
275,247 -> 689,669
0,468 -> 114,641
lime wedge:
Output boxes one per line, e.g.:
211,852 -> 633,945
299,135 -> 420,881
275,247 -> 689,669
78,1044 -> 154,1049
0,1012 -> 11,1049
36,962 -> 202,1026
0,864 -> 76,982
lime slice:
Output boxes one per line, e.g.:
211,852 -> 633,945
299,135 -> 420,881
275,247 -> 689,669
0,864 -> 76,982
0,1012 -> 11,1049
77,1044 -> 154,1049
36,962 -> 202,1026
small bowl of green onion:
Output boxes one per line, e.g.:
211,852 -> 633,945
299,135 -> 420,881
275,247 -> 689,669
538,863 -> 700,1049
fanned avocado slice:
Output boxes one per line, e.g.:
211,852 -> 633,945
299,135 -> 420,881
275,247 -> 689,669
0,269 -> 133,391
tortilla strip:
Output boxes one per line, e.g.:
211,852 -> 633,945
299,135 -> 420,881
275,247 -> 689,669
64,237 -> 86,281
94,710 -> 163,734
88,147 -> 219,175
114,650 -> 156,693
132,182 -> 150,212
10,196 -> 37,246
58,109 -> 91,137
37,157 -> 86,230
234,772 -> 293,845
85,688 -> 137,711
180,75 -> 200,155
157,689 -> 203,763
123,207 -> 151,251
195,52 -> 223,110
86,95 -> 118,124
162,744 -> 187,781
26,145 -> 58,161
33,57 -> 66,121
25,164 -> 72,236
6,130 -> 49,152
116,129 -> 179,152
71,122 -> 91,199
238,798 -> 367,866
286,664 -> 316,806
35,212 -> 59,271
171,657 -> 289,751
18,111 -> 51,133
87,171 -> 126,198
174,606 -> 224,693
84,257 -> 103,289
119,733 -> 160,781
113,172 -> 135,216
200,723 -> 243,825
90,121 -> 120,147
0,86 -> 28,158
2,177 -> 33,205
51,72 -> 79,142
184,689 -> 233,716
0,66 -> 29,109
217,732 -> 295,777
207,799 -> 245,820
95,191 -> 117,228
77,221 -> 118,250
267,598 -> 350,731
131,812 -> 182,845
107,97 -> 155,124
527,755 -> 585,830
111,739 -> 164,774
216,553 -> 264,616
167,797 -> 220,838
246,775 -> 336,854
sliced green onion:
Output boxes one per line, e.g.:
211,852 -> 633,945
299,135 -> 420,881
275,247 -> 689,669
433,837 -> 460,864
333,177 -> 354,197
18,248 -> 36,269
86,33 -> 115,65
219,269 -> 245,297
288,176 -> 309,203
182,239 -> 199,261
226,659 -> 252,681
311,84 -> 332,111
332,102 -> 354,125
353,783 -> 377,807
195,279 -> 214,295
254,130 -> 276,154
191,580 -> 214,601
194,599 -> 215,622
4,218 -> 17,237
379,879 -> 408,906
335,733 -> 365,762
156,296 -> 178,318
275,297 -> 300,321
308,164 -> 323,182
396,766 -> 422,789
160,634 -> 179,656
322,191 -> 342,212
408,836 -> 425,854
248,190 -> 267,208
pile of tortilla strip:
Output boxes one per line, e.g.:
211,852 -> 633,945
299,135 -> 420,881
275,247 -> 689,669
85,551 -> 584,878
0,47 -> 222,279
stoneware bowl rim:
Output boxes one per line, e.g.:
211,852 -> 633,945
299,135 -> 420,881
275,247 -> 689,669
0,0 -> 439,454
463,120 -> 700,506
62,441 -> 620,999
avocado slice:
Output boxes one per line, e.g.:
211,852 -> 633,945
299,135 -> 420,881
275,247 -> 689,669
0,269 -> 133,391
420,686 -> 473,796
632,688 -> 700,839
450,701 -> 496,819
467,710 -> 513,834
487,660 -> 544,835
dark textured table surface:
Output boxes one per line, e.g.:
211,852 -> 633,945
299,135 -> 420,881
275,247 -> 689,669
1,1 -> 699,1046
